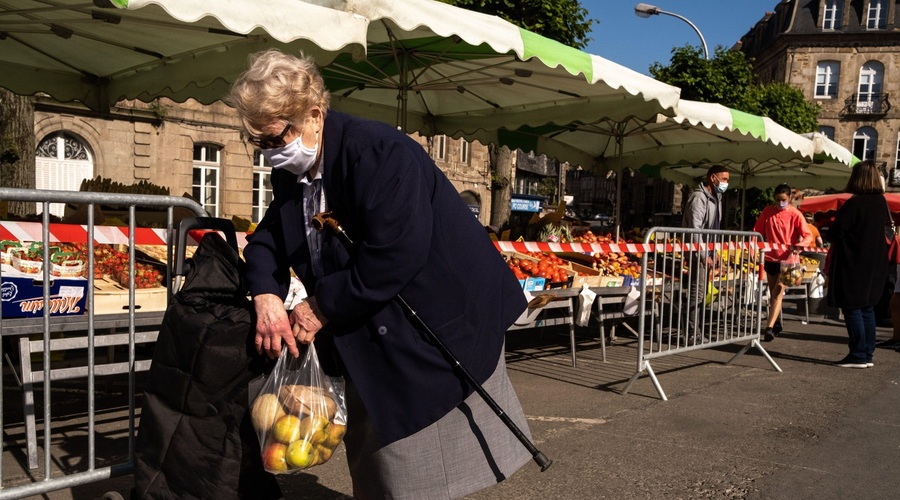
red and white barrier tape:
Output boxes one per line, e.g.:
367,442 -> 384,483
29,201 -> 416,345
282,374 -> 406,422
492,240 -> 827,254
0,221 -> 249,248
0,222 -> 824,255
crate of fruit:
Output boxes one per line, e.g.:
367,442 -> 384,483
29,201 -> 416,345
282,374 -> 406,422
1,240 -> 22,266
9,243 -> 55,274
50,250 -> 85,278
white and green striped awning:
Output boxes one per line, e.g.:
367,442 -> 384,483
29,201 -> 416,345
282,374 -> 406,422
0,0 -> 370,111
0,0 -> 682,150
493,98 -> 857,190
304,0 -> 682,139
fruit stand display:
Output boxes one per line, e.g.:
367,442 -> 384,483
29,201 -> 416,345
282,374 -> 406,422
3,239 -> 168,315
499,227 -> 649,291
495,222 -> 785,294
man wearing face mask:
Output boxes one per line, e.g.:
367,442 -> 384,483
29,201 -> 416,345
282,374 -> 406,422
684,165 -> 729,231
754,183 -> 813,341
227,49 -> 533,499
679,165 -> 729,344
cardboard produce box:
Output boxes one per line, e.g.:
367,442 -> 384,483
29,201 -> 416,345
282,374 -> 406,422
597,275 -> 625,287
0,264 -> 86,318
91,277 -> 169,315
503,250 -> 574,289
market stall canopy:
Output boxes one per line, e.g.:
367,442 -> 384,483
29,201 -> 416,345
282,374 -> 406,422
491,99 -> 824,173
490,99 -> 854,231
0,0 -> 369,111
633,106 -> 857,191
303,0 -> 682,139
800,192 -> 900,214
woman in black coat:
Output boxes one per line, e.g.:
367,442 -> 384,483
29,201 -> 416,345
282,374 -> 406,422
826,160 -> 890,368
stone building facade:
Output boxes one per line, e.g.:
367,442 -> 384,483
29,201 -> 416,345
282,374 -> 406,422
31,97 -> 493,225
739,0 -> 900,181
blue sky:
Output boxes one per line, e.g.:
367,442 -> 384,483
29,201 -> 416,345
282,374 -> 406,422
580,0 -> 781,75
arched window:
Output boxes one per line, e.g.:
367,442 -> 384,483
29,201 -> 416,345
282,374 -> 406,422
35,131 -> 94,217
895,131 -> 900,172
857,61 -> 884,113
193,143 -> 221,216
853,127 -> 878,161
460,190 -> 480,218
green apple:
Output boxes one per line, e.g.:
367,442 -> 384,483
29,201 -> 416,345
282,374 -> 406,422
272,414 -> 302,444
285,439 -> 316,469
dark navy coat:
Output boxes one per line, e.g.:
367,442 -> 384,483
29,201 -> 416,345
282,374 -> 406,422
244,111 -> 527,446
826,193 -> 889,309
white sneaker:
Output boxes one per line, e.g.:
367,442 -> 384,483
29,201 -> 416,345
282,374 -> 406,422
834,359 -> 868,369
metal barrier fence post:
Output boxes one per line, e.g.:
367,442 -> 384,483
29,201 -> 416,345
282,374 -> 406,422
0,188 -> 207,499
621,227 -> 782,401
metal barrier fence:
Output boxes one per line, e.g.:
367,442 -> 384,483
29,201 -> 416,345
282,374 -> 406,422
0,188 -> 206,499
621,227 -> 782,401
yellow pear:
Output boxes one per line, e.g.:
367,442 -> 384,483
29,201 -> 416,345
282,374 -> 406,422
251,393 -> 286,434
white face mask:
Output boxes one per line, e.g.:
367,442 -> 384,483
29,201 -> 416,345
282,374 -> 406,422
778,200 -> 790,209
262,131 -> 319,177
716,181 -> 728,193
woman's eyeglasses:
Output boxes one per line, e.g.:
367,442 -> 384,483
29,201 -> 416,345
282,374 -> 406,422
248,122 -> 292,150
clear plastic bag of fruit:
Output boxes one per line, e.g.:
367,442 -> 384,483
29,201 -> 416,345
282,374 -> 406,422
251,343 -> 347,474
779,255 -> 803,287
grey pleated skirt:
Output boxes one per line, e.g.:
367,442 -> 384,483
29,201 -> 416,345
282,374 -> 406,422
343,349 -> 532,499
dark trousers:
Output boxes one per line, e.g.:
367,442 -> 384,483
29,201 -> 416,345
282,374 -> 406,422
685,254 -> 710,338
841,306 -> 876,363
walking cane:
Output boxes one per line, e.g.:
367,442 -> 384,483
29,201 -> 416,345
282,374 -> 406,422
312,212 -> 552,472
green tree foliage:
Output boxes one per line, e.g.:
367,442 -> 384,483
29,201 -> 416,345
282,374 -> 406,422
756,82 -> 820,133
734,187 -> 774,229
650,45 -> 819,133
440,0 -> 594,49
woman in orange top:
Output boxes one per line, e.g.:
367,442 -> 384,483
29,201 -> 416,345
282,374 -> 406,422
754,183 -> 813,341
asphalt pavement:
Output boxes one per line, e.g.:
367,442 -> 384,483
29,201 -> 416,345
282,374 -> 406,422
6,301 -> 900,499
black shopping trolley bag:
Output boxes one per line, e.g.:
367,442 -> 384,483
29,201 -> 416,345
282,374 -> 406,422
134,219 -> 280,499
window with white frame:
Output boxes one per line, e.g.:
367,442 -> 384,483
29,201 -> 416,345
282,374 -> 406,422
193,144 -> 221,216
434,135 -> 446,161
866,0 -> 887,29
818,126 -> 835,141
815,61 -> 840,98
460,139 -> 469,164
857,61 -> 884,112
853,127 -> 877,161
896,132 -> 900,171
822,0 -> 843,30
252,151 -> 273,223
35,131 -> 94,217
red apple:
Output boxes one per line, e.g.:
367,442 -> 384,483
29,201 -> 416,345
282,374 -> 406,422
262,441 -> 288,472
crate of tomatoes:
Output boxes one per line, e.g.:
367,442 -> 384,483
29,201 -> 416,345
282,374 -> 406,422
504,251 -> 574,290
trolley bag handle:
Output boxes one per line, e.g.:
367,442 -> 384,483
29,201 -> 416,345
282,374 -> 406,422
175,217 -> 239,277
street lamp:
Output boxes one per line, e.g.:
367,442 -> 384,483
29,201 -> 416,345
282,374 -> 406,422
634,3 -> 709,60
